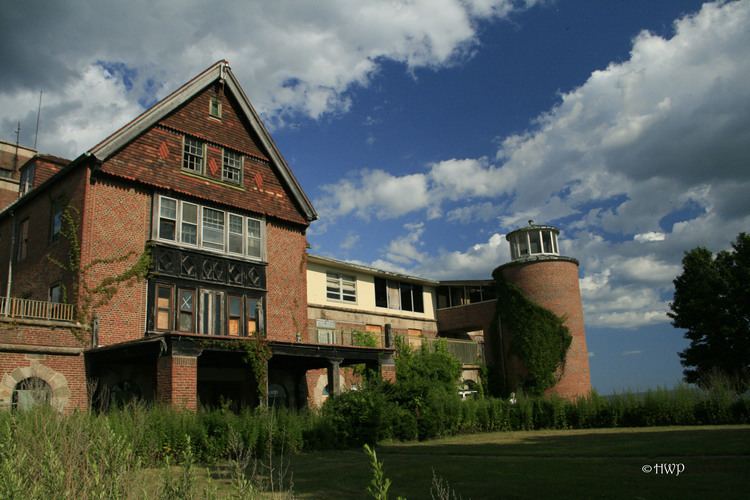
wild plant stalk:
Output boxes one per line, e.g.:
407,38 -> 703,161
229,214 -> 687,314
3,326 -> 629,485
364,443 -> 405,500
430,470 -> 463,500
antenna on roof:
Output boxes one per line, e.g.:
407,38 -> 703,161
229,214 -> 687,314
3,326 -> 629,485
33,90 -> 43,150
13,121 -> 21,171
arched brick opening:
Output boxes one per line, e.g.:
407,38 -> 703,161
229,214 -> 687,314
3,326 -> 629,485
0,363 -> 72,412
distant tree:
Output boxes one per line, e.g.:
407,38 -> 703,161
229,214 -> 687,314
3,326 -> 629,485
669,233 -> 750,391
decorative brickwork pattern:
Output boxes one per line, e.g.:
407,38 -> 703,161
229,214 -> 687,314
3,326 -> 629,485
82,176 -> 150,346
265,220 -> 308,342
100,85 -> 307,225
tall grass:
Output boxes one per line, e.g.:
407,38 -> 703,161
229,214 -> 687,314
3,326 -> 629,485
1,384 -> 748,498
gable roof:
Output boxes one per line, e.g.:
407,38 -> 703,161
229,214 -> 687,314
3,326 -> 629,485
89,60 -> 317,222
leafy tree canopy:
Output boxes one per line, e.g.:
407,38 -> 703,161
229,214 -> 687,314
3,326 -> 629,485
669,232 -> 750,391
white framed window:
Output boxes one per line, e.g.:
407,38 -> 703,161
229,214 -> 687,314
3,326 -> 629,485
247,218 -> 262,259
154,195 -> 265,261
20,164 -> 35,196
158,197 -> 177,241
202,207 -> 225,251
180,202 -> 198,245
222,149 -> 243,185
228,214 -> 243,254
326,272 -> 356,303
182,136 -> 205,173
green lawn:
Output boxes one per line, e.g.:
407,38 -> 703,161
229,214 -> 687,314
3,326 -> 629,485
288,426 -> 750,499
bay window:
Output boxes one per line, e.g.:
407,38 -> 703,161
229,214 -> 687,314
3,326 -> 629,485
155,195 -> 264,261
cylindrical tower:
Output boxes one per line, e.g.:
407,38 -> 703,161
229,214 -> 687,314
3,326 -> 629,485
496,221 -> 591,399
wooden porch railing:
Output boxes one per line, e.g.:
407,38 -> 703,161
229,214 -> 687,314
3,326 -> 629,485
0,297 -> 75,322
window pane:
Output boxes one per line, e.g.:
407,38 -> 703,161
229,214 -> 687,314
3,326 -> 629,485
160,198 -> 177,219
179,290 -> 193,312
413,285 -> 424,312
159,219 -> 176,241
202,208 -> 225,250
159,198 -> 177,241
341,276 -> 356,302
529,231 -> 542,253
181,223 -> 196,245
517,234 -> 529,255
229,295 -> 241,316
182,203 -> 197,223
183,137 -> 204,172
247,218 -> 261,259
157,311 -> 170,330
229,214 -> 243,253
542,230 -> 553,253
400,283 -> 413,311
223,150 -> 242,184
246,298 -> 257,335
157,287 -> 171,308
375,278 -> 388,308
387,281 -> 401,310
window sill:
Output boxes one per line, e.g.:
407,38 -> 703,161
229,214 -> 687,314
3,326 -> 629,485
180,169 -> 246,192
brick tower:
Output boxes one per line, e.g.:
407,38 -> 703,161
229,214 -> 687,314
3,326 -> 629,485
496,222 -> 591,399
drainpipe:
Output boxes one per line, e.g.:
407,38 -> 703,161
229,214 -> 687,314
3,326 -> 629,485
4,211 -> 15,316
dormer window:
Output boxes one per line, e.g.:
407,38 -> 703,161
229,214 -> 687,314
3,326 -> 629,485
19,164 -> 35,196
209,96 -> 222,118
182,136 -> 205,174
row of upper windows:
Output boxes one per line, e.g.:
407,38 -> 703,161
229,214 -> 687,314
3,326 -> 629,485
156,195 -> 264,261
182,136 -> 244,186
15,198 -> 64,262
324,271 -> 425,314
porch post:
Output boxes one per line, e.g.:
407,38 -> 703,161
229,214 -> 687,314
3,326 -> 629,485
156,340 -> 202,411
327,358 -> 342,397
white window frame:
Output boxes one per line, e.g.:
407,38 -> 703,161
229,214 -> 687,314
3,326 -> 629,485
222,149 -> 243,185
154,195 -> 265,262
326,272 -> 357,303
182,136 -> 205,174
209,96 -> 222,118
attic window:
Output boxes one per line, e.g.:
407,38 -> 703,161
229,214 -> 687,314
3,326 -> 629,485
209,96 -> 222,118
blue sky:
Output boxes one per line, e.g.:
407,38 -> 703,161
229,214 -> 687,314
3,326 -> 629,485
2,0 -> 749,394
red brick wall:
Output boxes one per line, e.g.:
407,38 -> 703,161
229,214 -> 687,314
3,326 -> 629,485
0,352 -> 87,413
31,157 -> 67,189
0,166 -> 87,303
500,259 -> 591,399
0,187 -> 17,211
156,355 -> 197,410
81,176 -> 150,346
0,321 -> 86,349
265,220 -> 308,342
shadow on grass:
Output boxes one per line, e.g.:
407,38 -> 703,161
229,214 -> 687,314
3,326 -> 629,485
290,427 -> 750,500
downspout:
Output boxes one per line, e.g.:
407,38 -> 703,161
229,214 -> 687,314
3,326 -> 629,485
4,210 -> 15,316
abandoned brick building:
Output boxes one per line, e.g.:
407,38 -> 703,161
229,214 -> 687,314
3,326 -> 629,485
0,61 -> 590,412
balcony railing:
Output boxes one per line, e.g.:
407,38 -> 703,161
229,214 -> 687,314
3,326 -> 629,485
310,328 -> 386,349
0,297 -> 75,322
308,326 -> 484,365
401,335 -> 485,365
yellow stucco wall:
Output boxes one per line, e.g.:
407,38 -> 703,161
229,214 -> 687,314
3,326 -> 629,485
306,260 -> 436,321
